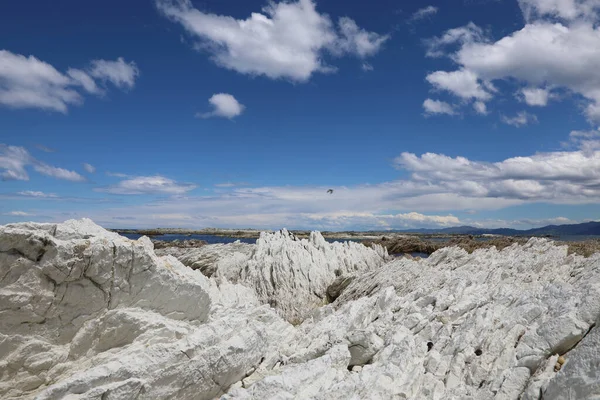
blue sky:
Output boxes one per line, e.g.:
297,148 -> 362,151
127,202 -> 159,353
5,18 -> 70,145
1,0 -> 600,230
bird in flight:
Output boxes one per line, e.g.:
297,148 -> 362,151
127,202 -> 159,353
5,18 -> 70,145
327,189 -> 333,194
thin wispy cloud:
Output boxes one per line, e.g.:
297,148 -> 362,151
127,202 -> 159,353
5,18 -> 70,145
214,182 -> 249,188
409,6 -> 438,22
83,163 -> 96,173
0,144 -> 85,181
501,111 -> 538,127
96,175 -> 197,195
17,190 -> 58,198
34,144 -> 56,153
4,211 -> 34,216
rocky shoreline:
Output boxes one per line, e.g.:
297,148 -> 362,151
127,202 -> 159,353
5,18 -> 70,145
3,219 -> 600,399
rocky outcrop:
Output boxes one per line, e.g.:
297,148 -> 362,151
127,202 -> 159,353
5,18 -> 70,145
155,240 -> 254,278
211,229 -> 389,323
151,238 -> 207,249
0,219 -> 292,399
158,229 -> 389,323
2,220 -> 600,399
226,239 -> 600,399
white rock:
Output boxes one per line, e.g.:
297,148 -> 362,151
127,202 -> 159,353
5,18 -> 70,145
0,219 -> 292,399
162,228 -> 389,323
3,220 -> 600,400
229,239 -> 600,399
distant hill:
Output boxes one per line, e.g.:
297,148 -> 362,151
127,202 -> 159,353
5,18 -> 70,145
395,221 -> 600,237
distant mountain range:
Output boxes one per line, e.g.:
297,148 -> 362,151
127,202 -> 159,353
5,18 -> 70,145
393,221 -> 600,237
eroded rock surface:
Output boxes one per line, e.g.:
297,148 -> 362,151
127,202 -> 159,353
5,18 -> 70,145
0,219 -> 292,399
227,239 -> 600,399
2,220 -> 600,399
159,229 -> 389,323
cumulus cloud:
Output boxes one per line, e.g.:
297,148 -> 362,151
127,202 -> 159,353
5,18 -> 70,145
565,128 -> 600,153
37,137 -> 600,229
0,50 -> 139,113
156,0 -> 388,81
521,87 -> 550,106
518,0 -> 600,21
361,63 -> 374,72
394,147 -> 600,203
424,19 -> 600,121
0,144 -> 84,181
83,163 -> 96,173
501,111 -> 538,127
198,93 -> 245,119
423,99 -> 455,115
426,69 -> 492,101
97,175 -> 197,195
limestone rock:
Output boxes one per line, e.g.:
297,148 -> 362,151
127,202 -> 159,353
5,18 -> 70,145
3,220 -> 600,400
0,219 -> 292,399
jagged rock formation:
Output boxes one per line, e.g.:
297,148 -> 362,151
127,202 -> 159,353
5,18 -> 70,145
157,229 -> 389,323
152,238 -> 208,249
226,239 -> 600,399
1,220 -> 600,399
0,219 -> 292,399
155,240 -> 254,278
213,229 -> 389,323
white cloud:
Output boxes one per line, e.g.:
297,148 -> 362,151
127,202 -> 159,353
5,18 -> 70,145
17,190 -> 58,198
394,148 -> 600,203
89,57 -> 139,89
83,163 -> 96,173
409,6 -> 439,22
97,175 -> 197,195
426,69 -> 492,101
361,63 -> 374,72
424,22 -> 486,58
67,68 -> 100,94
0,50 -> 139,113
501,111 -> 538,127
521,87 -> 550,106
336,17 -> 389,58
0,144 -> 85,181
34,144 -> 56,153
33,164 -> 86,182
473,101 -> 488,115
518,0 -> 600,21
214,182 -> 249,188
106,171 -> 129,178
198,93 -> 245,119
566,128 -> 600,153
4,211 -> 33,216
156,0 -> 388,81
423,98 -> 456,115
426,21 -> 600,121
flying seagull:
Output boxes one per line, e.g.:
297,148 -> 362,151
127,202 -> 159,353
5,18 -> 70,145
327,189 -> 333,194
